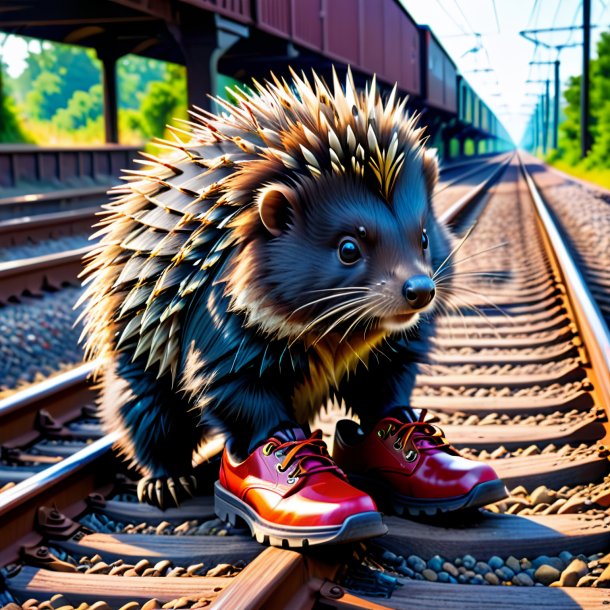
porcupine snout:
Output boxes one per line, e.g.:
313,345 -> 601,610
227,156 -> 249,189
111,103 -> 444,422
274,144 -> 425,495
402,275 -> 436,310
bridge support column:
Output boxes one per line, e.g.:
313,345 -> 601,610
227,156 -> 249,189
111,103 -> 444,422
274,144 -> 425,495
98,52 -> 119,144
442,132 -> 452,161
172,15 -> 247,111
457,137 -> 465,158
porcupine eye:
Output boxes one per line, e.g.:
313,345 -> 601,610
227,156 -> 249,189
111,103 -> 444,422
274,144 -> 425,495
422,229 -> 429,250
338,237 -> 361,265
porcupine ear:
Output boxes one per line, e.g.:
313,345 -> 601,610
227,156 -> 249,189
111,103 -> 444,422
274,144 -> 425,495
258,184 -> 299,237
422,148 -> 440,195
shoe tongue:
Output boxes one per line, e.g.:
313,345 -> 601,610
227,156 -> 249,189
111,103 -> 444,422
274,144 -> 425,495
270,427 -> 308,443
386,406 -> 417,422
269,427 -> 335,476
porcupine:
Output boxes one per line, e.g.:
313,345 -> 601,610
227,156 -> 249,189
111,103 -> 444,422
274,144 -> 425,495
79,68 -> 454,509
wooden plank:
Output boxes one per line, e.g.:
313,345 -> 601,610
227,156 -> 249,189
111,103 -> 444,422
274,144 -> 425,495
443,420 -> 605,450
96,495 -> 216,524
430,328 -> 572,348
412,391 -> 592,414
210,547 -> 311,610
436,304 -> 565,326
6,567 -> 231,604
57,532 -> 261,565
379,512 -> 610,560
415,363 -> 584,389
429,341 -> 576,364
492,451 -> 608,489
368,581 -> 610,609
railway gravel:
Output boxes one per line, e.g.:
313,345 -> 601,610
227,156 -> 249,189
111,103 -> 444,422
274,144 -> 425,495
0,287 -> 84,396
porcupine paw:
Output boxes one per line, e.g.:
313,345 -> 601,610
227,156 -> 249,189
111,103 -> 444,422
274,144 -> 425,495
137,474 -> 198,509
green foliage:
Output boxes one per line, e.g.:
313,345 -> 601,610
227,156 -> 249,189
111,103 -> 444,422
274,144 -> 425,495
1,36 -> 188,145
550,31 -> 610,180
0,69 -> 30,142
119,62 -> 187,143
52,84 -> 103,132
18,42 -> 101,120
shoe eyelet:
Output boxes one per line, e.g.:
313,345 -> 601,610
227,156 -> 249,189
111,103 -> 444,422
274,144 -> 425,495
262,443 -> 275,456
404,449 -> 418,463
275,450 -> 284,458
393,441 -> 402,451
286,477 -> 296,484
276,463 -> 285,473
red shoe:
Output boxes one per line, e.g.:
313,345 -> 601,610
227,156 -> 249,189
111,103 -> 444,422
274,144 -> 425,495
333,410 -> 508,517
215,428 -> 387,547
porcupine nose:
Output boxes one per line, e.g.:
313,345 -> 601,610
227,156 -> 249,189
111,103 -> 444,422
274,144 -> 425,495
403,275 -> 436,310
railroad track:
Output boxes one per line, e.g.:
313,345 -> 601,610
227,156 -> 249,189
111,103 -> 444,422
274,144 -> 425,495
0,187 -> 108,221
0,155 -> 503,304
3,152 -> 610,609
522,154 -> 610,330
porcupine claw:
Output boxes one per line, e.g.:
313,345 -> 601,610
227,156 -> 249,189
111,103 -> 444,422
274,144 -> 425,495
137,477 -> 149,504
155,479 -> 165,509
167,477 -> 181,507
179,475 -> 196,498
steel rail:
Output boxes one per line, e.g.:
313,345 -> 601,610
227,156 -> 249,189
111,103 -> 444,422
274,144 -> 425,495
0,433 -> 118,562
0,207 -> 98,247
439,154 -> 514,226
0,362 -> 97,446
435,152 -> 512,195
520,156 -> 610,417
0,244 -> 94,301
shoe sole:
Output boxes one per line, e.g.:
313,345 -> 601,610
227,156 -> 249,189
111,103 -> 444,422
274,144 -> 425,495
214,481 -> 387,548
348,476 -> 509,517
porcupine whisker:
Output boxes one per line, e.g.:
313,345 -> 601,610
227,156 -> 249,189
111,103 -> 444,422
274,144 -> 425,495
286,290 -> 371,320
435,278 -> 512,321
435,295 -> 488,339
313,296 -> 384,346
343,340 -> 369,370
434,241 -> 510,279
436,287 -> 503,334
442,283 -> 511,319
304,286 -> 373,294
445,295 -> 501,339
289,296 -> 374,347
339,296 -> 388,343
432,223 -> 477,280
435,271 -> 509,283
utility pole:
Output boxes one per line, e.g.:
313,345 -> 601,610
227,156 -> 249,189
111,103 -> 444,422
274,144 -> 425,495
544,78 -> 550,154
527,79 -> 550,155
554,59 -> 559,149
581,0 -> 591,157
530,60 -> 561,150
520,27 -> 583,155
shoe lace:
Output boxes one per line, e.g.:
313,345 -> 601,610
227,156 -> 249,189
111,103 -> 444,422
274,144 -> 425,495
379,409 -> 450,455
262,430 -> 345,481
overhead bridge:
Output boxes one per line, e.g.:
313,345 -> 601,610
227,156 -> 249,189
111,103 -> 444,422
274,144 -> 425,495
0,0 -> 512,158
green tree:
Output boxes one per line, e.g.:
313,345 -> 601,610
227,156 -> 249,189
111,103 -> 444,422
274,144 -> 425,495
52,84 -> 103,131
552,31 -> 610,169
18,41 -> 100,120
0,69 -> 29,142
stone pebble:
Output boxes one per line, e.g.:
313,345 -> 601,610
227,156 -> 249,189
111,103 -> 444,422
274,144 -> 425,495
0,287 -> 84,395
374,550 -> 605,588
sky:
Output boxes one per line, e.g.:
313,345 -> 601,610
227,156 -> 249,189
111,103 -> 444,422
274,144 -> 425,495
401,0 -> 608,144
1,2 -> 608,144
